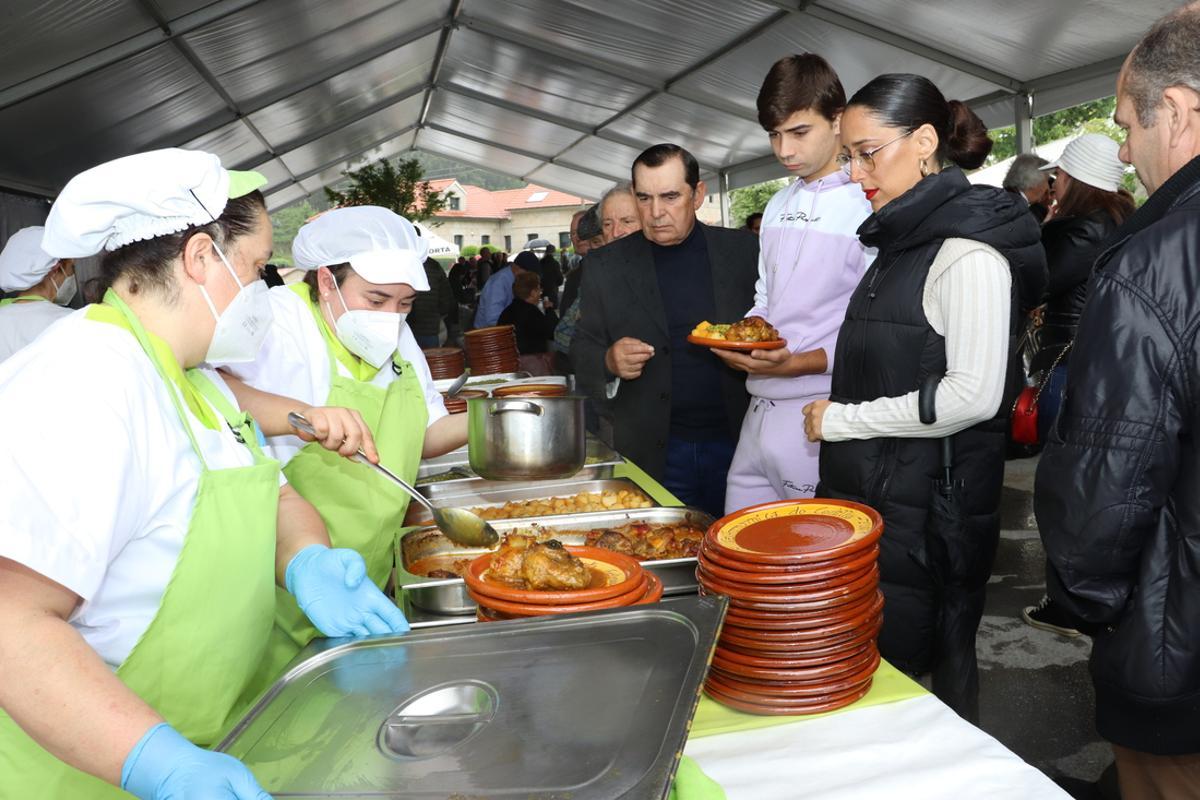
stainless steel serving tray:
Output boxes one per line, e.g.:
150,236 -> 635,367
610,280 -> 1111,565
416,434 -> 623,484
408,476 -> 654,525
397,506 -> 713,615
217,596 -> 727,800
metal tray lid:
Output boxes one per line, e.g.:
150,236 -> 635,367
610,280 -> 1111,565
217,596 -> 726,799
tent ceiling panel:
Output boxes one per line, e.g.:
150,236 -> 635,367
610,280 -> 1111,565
182,119 -> 269,171
277,93 -> 424,176
428,91 -> 585,158
263,182 -> 310,209
156,0 -> 244,18
459,0 -> 779,82
0,1 -> 156,90
603,93 -> 764,170
286,129 -> 419,203
413,129 -> 543,179
182,0 -> 449,107
524,163 -> 614,201
249,158 -> 295,191
439,28 -> 646,128
0,43 -> 228,193
555,137 -> 646,183
246,34 -> 437,149
820,0 -> 1174,82
672,12 -> 1006,123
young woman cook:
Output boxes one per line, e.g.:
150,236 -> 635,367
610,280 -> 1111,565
220,204 -> 468,690
0,149 -> 407,800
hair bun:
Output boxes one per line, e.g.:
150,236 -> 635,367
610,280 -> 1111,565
945,100 -> 992,170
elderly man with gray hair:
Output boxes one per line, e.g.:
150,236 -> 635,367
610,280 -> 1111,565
1003,153 -> 1053,222
1035,3 -> 1200,796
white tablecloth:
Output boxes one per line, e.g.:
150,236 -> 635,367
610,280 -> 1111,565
685,695 -> 1069,799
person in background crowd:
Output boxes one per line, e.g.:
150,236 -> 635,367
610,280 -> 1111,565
1037,6 -> 1200,794
474,246 -> 492,288
0,226 -> 76,363
448,254 -> 475,305
474,250 -> 538,329
499,271 -> 558,355
601,183 -> 641,243
565,208 -> 588,272
558,204 -> 603,315
539,243 -> 563,307
743,212 -> 763,235
409,256 -> 460,349
1020,133 -> 1135,639
719,53 -> 874,513
260,263 -> 285,288
1003,153 -> 1054,223
805,73 -> 1046,721
573,144 -> 758,517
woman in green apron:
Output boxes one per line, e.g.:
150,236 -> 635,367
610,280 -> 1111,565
0,224 -> 76,363
221,205 -> 468,690
0,149 -> 407,800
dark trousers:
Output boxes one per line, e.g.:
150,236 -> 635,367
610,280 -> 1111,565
414,333 -> 440,349
663,435 -> 736,519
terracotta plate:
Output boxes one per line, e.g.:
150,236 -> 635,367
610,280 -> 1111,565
721,590 -> 883,629
705,499 -> 882,565
718,616 -> 882,657
700,567 -> 879,610
710,651 -> 881,697
492,383 -> 568,398
698,545 -> 879,585
710,644 -> 880,686
466,546 -> 643,605
686,334 -> 787,351
468,574 -> 647,617
704,675 -> 873,714
697,563 -> 878,602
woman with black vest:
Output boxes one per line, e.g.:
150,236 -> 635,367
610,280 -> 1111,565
802,74 -> 1046,720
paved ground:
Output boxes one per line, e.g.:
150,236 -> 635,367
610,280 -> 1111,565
977,456 -> 1117,799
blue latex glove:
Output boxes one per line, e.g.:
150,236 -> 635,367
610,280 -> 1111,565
122,723 -> 270,800
286,544 -> 410,637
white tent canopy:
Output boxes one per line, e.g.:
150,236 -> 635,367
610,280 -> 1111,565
0,0 -> 1178,213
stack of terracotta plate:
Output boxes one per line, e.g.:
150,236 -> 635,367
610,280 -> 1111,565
464,545 -> 663,621
464,325 -> 520,375
441,388 -> 488,415
422,347 -> 467,380
491,383 -> 568,398
698,499 -> 885,715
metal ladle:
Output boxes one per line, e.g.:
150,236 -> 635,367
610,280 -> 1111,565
287,412 -> 499,548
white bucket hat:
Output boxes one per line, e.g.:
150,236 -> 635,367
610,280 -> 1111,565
1040,133 -> 1127,193
291,206 -> 429,291
0,226 -> 59,292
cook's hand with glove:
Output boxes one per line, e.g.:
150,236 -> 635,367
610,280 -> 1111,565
122,722 -> 270,800
286,544 -> 410,637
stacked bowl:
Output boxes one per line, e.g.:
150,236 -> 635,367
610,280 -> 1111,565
464,546 -> 663,621
464,325 -> 520,375
698,499 -> 884,715
441,388 -> 488,415
422,346 -> 467,380
491,383 -> 568,398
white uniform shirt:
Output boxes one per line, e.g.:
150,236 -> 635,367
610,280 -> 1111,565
0,311 -> 267,667
224,285 -> 448,465
0,299 -> 72,363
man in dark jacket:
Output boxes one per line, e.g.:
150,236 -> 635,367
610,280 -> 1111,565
573,144 -> 758,517
408,257 -> 459,348
1036,5 -> 1200,795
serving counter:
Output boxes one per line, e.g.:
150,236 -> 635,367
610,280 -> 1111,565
387,451 -> 1070,799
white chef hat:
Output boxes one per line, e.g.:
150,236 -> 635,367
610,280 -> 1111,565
0,226 -> 60,292
291,206 -> 430,291
42,148 -> 268,258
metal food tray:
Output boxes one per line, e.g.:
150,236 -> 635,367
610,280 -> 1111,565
396,506 -> 713,616
410,476 -> 652,521
416,434 -> 623,484
217,596 -> 726,800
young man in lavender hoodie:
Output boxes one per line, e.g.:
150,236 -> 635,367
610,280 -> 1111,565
717,54 -> 873,513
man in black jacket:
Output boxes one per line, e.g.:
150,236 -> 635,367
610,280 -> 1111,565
1036,5 -> 1200,795
573,144 -> 758,517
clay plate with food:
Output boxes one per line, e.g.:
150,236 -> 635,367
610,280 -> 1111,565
687,317 -> 786,351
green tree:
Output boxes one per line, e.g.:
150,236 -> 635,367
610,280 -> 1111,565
730,179 -> 786,227
324,156 -> 446,222
986,97 -> 1117,164
268,200 -> 318,267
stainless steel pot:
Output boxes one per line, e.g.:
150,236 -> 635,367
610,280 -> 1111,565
467,396 -> 585,480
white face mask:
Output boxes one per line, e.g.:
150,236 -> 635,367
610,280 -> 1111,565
50,273 -> 77,306
325,277 -> 402,369
197,241 -> 271,364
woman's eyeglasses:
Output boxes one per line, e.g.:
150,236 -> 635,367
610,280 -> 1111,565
836,130 -> 915,175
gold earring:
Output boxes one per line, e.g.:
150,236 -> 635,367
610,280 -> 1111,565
919,159 -> 929,177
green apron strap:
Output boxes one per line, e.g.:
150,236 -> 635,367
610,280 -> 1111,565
186,371 -> 270,463
0,295 -> 48,307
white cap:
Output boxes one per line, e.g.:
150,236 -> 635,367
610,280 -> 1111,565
1040,133 -> 1127,193
42,148 -> 268,258
291,206 -> 430,290
0,226 -> 60,292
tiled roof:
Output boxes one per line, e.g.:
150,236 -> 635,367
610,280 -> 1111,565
422,180 -> 585,219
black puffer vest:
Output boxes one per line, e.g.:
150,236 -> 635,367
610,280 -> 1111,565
818,168 -> 1046,672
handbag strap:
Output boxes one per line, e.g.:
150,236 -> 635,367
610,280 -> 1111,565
1012,339 -> 1074,416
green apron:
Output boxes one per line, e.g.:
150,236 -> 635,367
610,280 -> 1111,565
243,284 -> 427,698
0,294 -> 48,307
0,292 -> 281,798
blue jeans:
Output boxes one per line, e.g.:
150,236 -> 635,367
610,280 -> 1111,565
1037,363 -> 1069,442
662,435 -> 736,520
414,333 -> 440,349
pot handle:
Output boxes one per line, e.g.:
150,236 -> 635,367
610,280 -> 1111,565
488,399 -> 544,417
